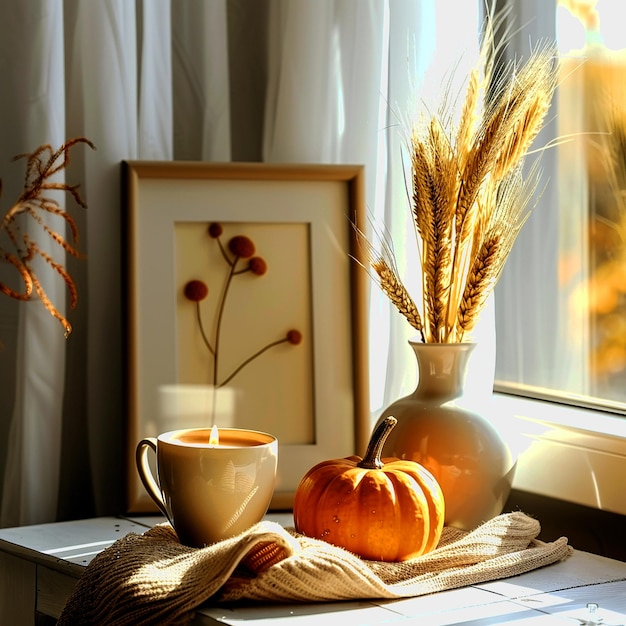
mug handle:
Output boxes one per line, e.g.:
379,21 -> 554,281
136,437 -> 170,521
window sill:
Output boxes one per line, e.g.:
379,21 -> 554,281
491,393 -> 626,517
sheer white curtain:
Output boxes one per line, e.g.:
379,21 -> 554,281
0,1 -> 83,526
0,0 -> 481,527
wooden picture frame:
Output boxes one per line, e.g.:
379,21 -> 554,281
122,161 -> 369,512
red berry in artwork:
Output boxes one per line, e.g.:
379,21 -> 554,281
287,330 -> 303,345
208,223 -> 223,238
228,235 -> 255,258
184,280 -> 209,302
249,257 -> 267,276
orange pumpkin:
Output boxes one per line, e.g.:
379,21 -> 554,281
293,416 -> 445,561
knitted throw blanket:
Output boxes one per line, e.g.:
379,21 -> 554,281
58,511 -> 571,625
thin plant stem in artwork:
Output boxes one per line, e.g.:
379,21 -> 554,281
213,255 -> 237,387
193,301 -> 214,355
221,330 -> 302,387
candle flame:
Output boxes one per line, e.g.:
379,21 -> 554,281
209,424 -> 219,446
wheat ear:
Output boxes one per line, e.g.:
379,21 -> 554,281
353,222 -> 425,340
372,257 -> 424,336
457,162 -> 537,336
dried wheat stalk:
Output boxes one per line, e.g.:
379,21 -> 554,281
360,14 -> 558,343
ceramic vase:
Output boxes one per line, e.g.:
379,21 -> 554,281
376,340 -> 515,530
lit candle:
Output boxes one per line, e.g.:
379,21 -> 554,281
207,425 -> 238,448
209,424 -> 220,447
206,425 -> 256,448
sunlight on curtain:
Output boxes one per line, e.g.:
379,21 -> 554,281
139,0 -> 173,158
171,0 -> 231,161
376,1 -> 489,414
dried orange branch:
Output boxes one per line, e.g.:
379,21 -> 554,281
0,138 -> 95,337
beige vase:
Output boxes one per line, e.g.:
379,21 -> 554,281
376,341 -> 515,531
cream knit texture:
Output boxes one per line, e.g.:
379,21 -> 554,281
58,511 -> 572,625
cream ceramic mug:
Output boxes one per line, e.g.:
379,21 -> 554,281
136,427 -> 278,547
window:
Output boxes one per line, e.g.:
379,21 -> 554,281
494,0 -> 626,414
489,0 -> 626,516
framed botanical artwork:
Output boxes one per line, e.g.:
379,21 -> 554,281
122,161 -> 370,512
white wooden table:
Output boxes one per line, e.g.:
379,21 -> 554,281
0,513 -> 625,625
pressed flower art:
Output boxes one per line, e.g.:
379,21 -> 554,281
182,222 -> 302,388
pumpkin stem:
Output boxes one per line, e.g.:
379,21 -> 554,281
358,416 -> 397,470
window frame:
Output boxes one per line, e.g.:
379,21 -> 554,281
493,391 -> 626,515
